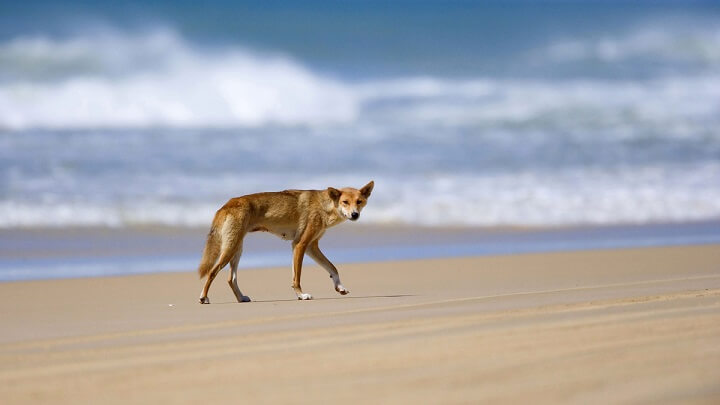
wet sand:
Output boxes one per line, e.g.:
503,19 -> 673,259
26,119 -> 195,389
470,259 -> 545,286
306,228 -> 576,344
1,244 -> 719,403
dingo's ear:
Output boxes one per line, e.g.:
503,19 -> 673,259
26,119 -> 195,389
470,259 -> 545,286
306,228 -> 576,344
360,180 -> 374,198
327,187 -> 341,202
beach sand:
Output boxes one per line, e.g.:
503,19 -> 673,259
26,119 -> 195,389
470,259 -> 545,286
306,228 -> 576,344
1,244 -> 719,403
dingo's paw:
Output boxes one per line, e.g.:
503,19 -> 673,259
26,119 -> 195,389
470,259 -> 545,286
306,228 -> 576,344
336,286 -> 350,295
199,297 -> 210,304
241,295 -> 252,303
297,293 -> 313,300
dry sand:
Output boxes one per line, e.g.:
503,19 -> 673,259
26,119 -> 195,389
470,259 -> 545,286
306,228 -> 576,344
1,244 -> 719,404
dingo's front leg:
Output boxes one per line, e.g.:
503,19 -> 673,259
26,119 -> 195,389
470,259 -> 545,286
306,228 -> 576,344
292,220 -> 328,300
307,240 -> 349,295
292,240 -> 313,300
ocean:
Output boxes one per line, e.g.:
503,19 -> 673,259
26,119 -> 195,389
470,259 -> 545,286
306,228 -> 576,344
1,0 -> 720,229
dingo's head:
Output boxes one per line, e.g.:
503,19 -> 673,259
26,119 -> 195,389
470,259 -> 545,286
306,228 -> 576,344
328,181 -> 374,221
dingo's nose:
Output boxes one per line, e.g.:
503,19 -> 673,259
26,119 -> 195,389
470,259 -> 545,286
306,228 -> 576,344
351,212 -> 359,220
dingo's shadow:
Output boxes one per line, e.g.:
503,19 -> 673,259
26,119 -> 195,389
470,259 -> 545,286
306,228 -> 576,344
213,294 -> 416,304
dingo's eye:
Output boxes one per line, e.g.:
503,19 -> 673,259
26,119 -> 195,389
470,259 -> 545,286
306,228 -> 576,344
342,200 -> 349,205
357,200 -> 363,205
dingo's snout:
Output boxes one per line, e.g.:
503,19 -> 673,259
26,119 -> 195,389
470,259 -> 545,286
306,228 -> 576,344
351,212 -> 360,220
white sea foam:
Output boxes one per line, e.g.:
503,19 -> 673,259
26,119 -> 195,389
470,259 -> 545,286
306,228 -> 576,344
367,165 -> 720,226
0,30 -> 357,129
1,164 -> 719,228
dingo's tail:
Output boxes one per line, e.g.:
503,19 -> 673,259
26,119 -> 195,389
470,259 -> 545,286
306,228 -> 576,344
198,224 -> 221,278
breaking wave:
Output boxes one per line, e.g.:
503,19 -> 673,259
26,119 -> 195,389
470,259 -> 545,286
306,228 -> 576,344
0,29 -> 356,129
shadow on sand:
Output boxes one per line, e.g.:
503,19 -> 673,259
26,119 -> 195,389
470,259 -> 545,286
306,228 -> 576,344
211,294 -> 416,304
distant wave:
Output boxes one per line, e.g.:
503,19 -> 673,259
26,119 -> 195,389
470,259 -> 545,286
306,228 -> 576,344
536,24 -> 720,66
357,76 -> 720,136
2,28 -> 720,131
0,29 -> 356,129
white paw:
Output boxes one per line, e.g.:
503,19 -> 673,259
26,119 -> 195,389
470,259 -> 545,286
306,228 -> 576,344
297,293 -> 313,300
199,297 -> 210,304
335,285 -> 350,295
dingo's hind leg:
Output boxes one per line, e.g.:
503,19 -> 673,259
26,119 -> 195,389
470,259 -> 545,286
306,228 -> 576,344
199,250 -> 234,304
228,247 -> 251,303
199,215 -> 246,304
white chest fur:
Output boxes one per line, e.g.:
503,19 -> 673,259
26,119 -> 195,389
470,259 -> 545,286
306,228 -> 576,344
324,205 -> 346,228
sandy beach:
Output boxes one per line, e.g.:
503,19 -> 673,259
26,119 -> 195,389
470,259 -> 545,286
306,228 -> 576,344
1,244 -> 719,403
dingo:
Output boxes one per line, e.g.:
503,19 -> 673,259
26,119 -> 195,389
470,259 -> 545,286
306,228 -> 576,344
198,181 -> 374,303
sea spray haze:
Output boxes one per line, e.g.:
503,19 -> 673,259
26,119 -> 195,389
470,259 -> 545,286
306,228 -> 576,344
1,0 -> 719,228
